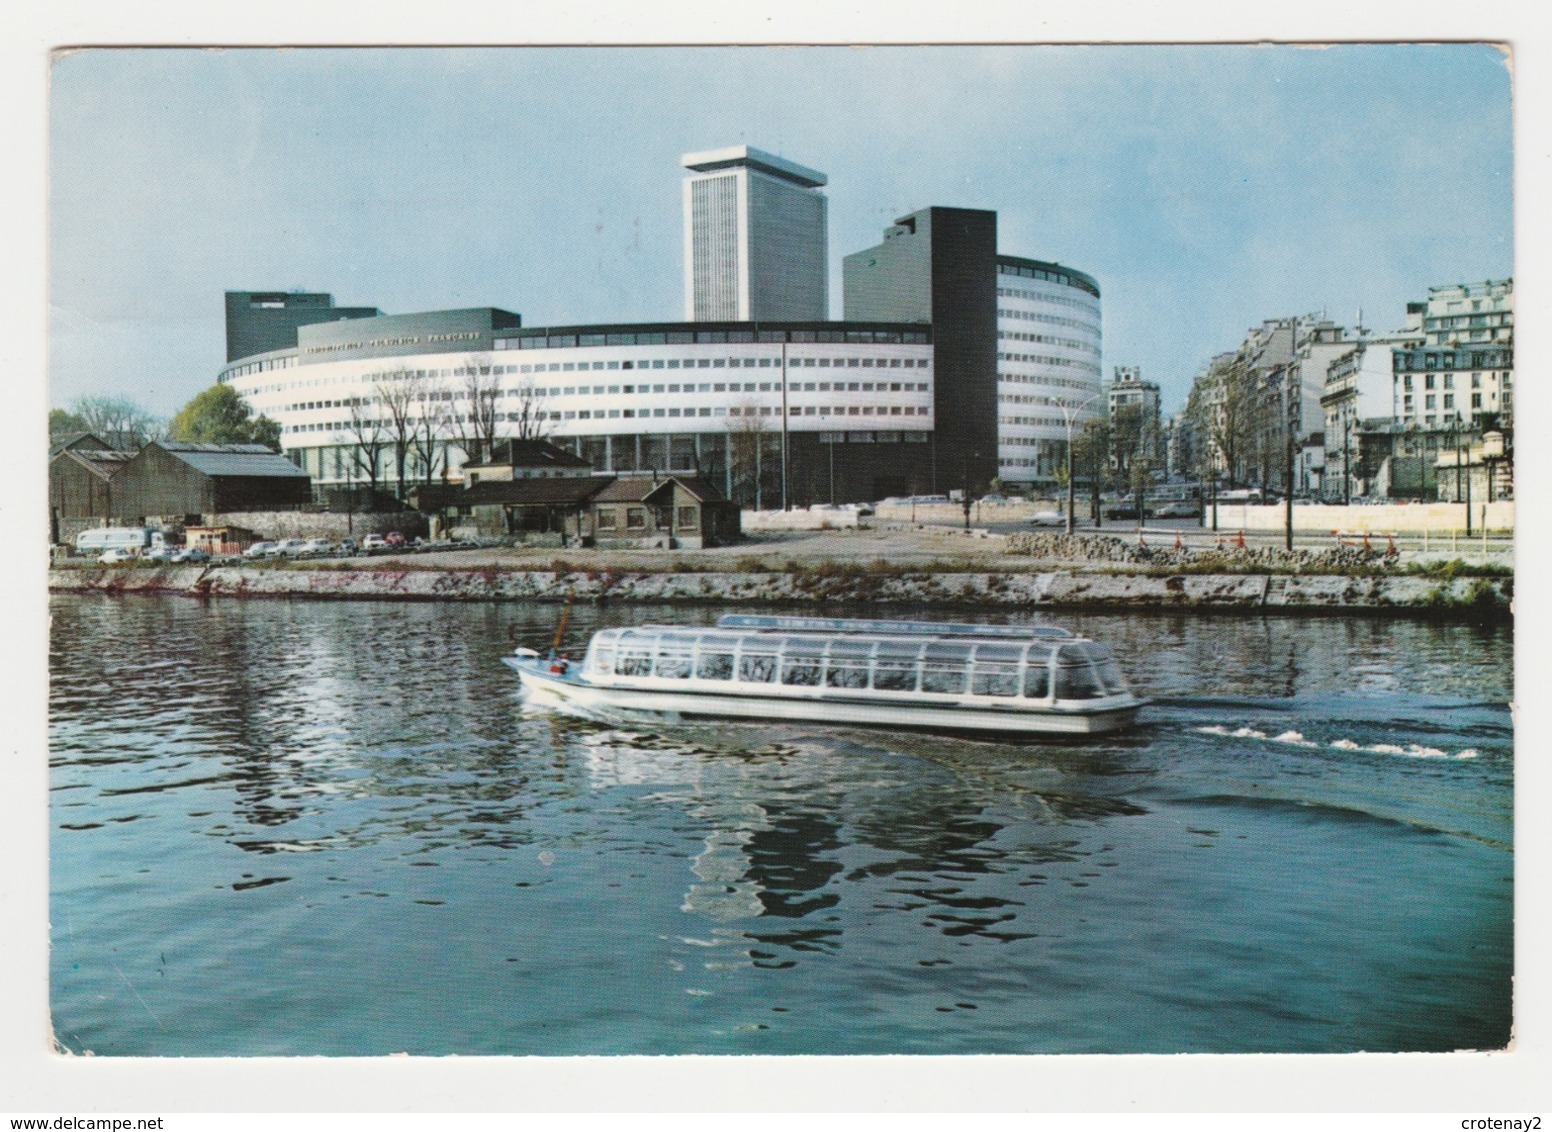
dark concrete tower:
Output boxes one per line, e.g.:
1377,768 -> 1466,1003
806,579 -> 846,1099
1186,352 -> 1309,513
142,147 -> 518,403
843,207 -> 999,494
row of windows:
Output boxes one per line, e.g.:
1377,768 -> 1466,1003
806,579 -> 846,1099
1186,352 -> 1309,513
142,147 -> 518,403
997,327 -> 1102,355
995,263 -> 1102,301
815,431 -> 928,444
997,350 -> 1103,376
517,355 -> 930,374
997,310 -> 1101,345
999,371 -> 1103,394
1403,392 -> 1497,412
999,417 -> 1068,430
994,285 -> 1102,317
238,356 -> 930,399
280,378 -> 933,415
497,328 -> 930,350
284,403 -> 932,433
224,355 -> 299,380
595,505 -> 699,531
993,293 -> 1101,333
1398,372 -> 1511,393
1394,349 -> 1512,371
525,379 -> 930,398
556,405 -> 930,422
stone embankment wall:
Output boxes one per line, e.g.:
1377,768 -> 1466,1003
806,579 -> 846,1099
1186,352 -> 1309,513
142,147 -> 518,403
49,563 -> 1512,614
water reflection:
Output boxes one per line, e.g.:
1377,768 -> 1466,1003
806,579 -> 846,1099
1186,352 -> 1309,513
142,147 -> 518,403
50,596 -> 1513,1055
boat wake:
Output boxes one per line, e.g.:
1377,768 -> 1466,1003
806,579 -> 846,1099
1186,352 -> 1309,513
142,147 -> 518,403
1193,724 -> 1478,760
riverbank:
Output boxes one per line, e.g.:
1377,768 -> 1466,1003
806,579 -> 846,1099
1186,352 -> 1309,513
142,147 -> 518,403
49,559 -> 1512,616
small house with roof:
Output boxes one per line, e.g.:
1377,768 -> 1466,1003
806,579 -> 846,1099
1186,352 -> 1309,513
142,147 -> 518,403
591,474 -> 741,549
450,474 -> 616,542
112,441 -> 312,523
48,434 -> 136,543
460,438 -> 594,485
50,435 -> 134,519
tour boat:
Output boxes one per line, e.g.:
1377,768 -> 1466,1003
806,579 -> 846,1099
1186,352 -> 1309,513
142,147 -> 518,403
504,614 -> 1146,737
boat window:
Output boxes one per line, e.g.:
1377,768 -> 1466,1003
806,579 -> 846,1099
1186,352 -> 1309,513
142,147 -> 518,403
827,638 -> 875,659
923,642 -> 972,665
696,651 -> 734,680
616,648 -> 653,677
738,652 -> 778,683
1024,642 -> 1058,665
1056,644 -> 1093,666
971,663 -> 1019,697
781,649 -> 823,686
872,660 -> 918,691
654,649 -> 694,679
825,660 -> 869,689
588,646 -> 616,676
873,639 -> 924,661
1023,662 -> 1050,699
1054,662 -> 1103,699
973,644 -> 1023,664
921,663 -> 966,695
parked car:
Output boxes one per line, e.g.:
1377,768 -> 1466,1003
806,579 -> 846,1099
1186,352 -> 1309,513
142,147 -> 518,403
98,547 -> 137,565
1103,502 -> 1141,520
169,547 -> 211,564
295,538 -> 336,558
384,531 -> 406,548
360,534 -> 388,553
244,541 -> 277,560
266,538 -> 309,558
1150,500 -> 1202,519
337,538 -> 359,557
1029,510 -> 1067,527
142,544 -> 176,563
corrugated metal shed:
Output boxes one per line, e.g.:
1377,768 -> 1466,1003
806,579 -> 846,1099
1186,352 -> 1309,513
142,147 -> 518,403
156,442 -> 309,479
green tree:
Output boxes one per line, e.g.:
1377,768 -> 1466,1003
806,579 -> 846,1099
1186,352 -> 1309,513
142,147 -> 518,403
169,383 -> 281,449
49,407 -> 89,448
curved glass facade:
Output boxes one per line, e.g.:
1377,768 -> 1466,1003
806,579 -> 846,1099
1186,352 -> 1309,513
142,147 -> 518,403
995,258 -> 1104,484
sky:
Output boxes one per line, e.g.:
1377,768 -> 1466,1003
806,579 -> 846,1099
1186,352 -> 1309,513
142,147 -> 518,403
47,43 -> 1512,421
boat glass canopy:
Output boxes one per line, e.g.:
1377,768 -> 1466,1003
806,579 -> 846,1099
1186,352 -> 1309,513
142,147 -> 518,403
577,618 -> 1131,703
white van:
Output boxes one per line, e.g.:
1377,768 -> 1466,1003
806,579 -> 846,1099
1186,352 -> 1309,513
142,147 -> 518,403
74,528 -> 167,557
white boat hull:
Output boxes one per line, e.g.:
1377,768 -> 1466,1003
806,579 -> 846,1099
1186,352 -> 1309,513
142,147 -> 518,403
504,657 -> 1142,737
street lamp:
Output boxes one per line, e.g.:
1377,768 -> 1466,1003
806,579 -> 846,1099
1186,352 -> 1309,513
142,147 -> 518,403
1054,391 -> 1105,536
1453,415 -> 1472,537
1482,428 -> 1506,505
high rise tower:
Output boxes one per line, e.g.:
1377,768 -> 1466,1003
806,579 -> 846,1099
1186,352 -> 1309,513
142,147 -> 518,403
682,145 -> 828,321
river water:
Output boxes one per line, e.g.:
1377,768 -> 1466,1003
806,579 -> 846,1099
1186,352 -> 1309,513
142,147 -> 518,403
48,595 -> 1513,1056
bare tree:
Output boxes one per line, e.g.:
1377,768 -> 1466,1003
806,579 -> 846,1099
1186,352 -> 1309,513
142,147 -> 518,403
70,396 -> 164,449
1073,416 -> 1111,525
344,396 -> 389,501
410,378 -> 452,487
505,376 -> 553,443
725,402 -> 772,509
372,368 -> 430,502
440,353 -> 504,470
